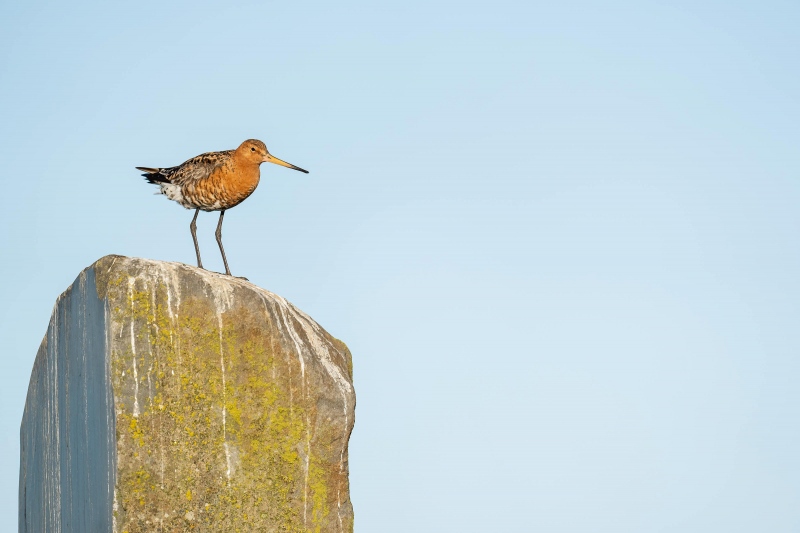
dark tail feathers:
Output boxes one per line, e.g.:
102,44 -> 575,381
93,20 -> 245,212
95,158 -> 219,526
136,167 -> 169,184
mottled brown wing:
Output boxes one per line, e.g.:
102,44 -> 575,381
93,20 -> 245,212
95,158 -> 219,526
154,150 -> 233,186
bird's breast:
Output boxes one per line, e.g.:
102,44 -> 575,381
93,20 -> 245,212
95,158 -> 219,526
226,163 -> 261,205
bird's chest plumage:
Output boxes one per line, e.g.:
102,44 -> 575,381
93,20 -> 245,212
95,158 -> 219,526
185,162 -> 261,211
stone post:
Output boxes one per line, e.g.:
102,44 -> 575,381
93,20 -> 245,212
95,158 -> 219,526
19,256 -> 355,532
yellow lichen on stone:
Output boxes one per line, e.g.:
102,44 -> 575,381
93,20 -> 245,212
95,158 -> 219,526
97,257 -> 354,532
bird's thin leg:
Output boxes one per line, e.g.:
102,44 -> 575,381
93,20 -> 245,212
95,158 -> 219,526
215,209 -> 232,276
190,208 -> 204,269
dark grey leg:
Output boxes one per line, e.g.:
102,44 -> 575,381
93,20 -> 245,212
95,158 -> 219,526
215,210 -> 232,276
190,208 -> 203,269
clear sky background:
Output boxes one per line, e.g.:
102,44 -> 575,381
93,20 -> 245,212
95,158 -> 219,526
1,0 -> 799,531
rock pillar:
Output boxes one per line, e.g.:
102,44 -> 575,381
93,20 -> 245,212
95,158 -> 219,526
19,256 -> 355,532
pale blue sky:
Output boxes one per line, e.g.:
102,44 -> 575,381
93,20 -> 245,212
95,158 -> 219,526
2,0 -> 800,530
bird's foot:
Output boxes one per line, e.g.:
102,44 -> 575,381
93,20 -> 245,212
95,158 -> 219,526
222,271 -> 249,281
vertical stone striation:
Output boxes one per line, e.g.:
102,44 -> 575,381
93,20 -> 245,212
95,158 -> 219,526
19,266 -> 115,532
20,256 -> 355,532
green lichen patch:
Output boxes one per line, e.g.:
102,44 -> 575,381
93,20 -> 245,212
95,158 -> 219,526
100,260 -> 354,533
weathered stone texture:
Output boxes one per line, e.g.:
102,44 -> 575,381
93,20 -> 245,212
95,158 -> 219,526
20,256 -> 355,532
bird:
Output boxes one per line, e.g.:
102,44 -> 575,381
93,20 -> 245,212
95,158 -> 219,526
137,139 -> 308,277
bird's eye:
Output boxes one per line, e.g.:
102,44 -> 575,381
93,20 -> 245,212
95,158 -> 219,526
251,147 -> 256,152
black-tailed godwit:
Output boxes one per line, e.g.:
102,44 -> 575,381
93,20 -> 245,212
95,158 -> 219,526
137,139 -> 308,277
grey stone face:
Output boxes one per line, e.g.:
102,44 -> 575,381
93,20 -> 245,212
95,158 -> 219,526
20,256 -> 355,533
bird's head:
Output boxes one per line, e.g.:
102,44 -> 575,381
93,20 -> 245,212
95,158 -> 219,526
238,139 -> 308,173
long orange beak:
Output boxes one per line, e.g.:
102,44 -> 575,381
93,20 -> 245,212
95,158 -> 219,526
263,153 -> 309,174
